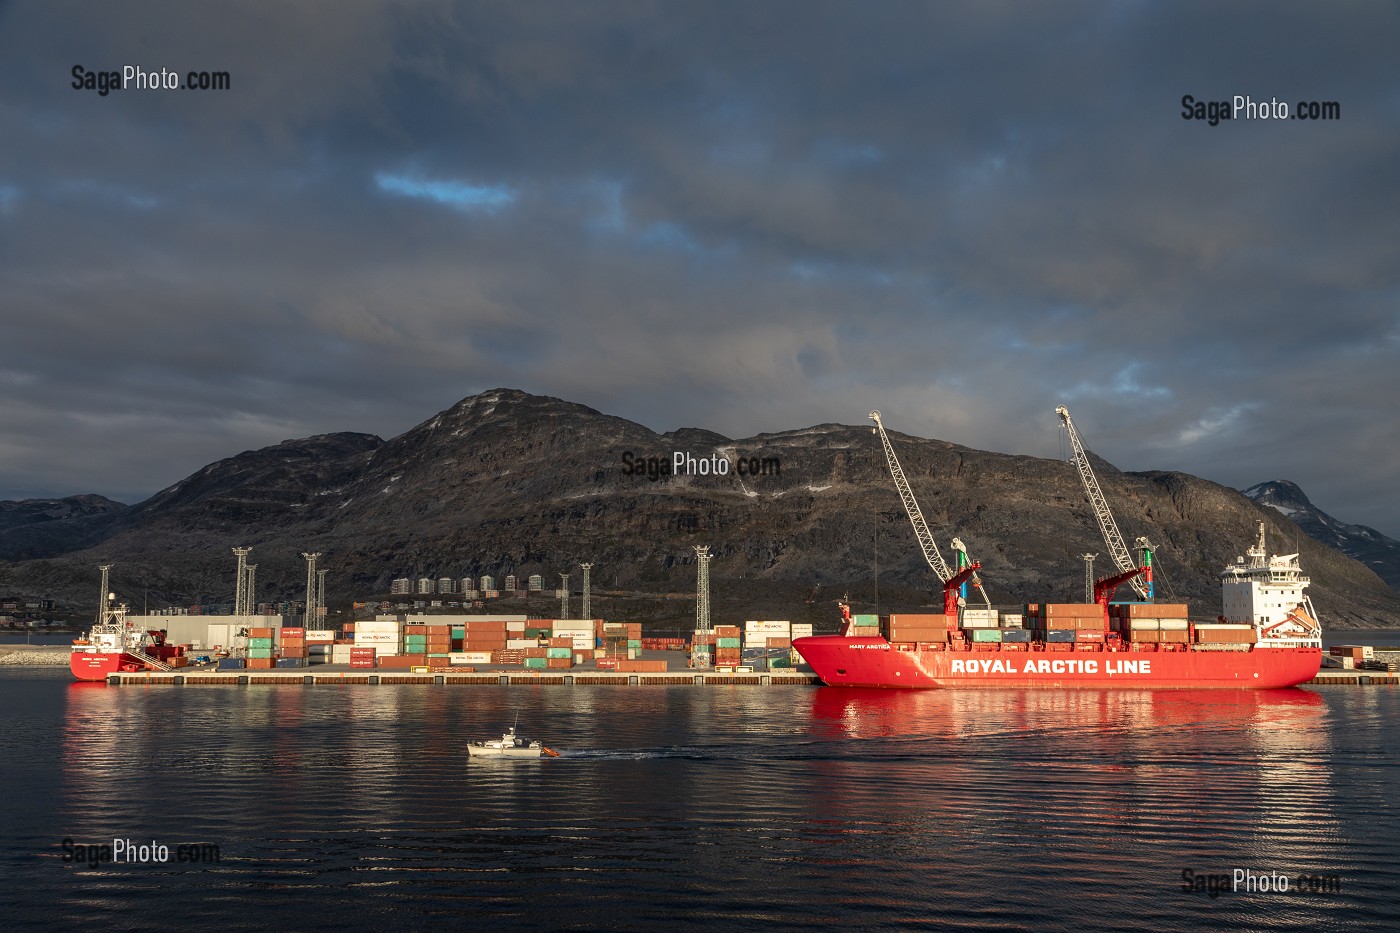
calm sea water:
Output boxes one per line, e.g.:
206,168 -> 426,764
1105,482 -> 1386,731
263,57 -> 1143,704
1,669 -> 1395,931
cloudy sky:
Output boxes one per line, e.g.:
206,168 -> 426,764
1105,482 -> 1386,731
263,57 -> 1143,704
2,2 -> 1398,533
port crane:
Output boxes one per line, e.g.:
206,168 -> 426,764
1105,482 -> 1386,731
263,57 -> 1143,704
1055,405 -> 1153,605
869,410 -> 989,617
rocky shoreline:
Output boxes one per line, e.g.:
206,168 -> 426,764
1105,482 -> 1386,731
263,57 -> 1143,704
0,645 -> 70,666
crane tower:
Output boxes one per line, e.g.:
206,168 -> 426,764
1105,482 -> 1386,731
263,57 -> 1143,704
1055,406 -> 1153,601
869,411 -> 988,617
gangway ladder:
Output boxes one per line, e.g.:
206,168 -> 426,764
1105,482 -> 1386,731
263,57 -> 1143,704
126,647 -> 174,672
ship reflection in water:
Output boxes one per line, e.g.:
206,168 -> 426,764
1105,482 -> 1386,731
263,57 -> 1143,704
25,677 -> 1388,931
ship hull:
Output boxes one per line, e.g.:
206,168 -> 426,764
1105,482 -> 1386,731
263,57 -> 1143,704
792,636 -> 1321,689
69,650 -> 143,682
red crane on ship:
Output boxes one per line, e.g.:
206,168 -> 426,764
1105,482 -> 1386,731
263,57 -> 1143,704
869,411 -> 989,620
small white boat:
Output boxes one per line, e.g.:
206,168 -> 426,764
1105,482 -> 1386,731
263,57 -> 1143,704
468,725 -> 559,759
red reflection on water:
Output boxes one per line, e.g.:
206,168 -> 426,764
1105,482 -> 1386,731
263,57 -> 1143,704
809,685 -> 1325,741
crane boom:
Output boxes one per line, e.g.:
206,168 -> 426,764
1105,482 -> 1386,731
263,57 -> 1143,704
869,410 -> 955,582
1055,406 -> 1150,601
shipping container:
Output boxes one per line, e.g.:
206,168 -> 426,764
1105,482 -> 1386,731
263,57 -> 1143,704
1129,603 -> 1189,618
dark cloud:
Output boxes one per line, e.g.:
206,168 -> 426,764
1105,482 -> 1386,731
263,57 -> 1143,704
1,2 -> 1397,534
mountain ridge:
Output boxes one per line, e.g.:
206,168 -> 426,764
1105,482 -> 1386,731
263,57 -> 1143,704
1243,480 -> 1400,592
1,389 -> 1396,629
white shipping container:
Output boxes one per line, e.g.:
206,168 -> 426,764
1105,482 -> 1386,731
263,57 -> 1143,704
356,621 -> 401,632
744,620 -> 791,632
306,629 -> 336,641
960,616 -> 998,628
999,614 -> 1023,628
507,621 -> 526,632
571,637 -> 594,650
962,609 -> 999,622
450,652 -> 493,665
790,624 -> 814,639
354,631 -> 399,644
506,638 -> 537,650
1158,618 -> 1189,631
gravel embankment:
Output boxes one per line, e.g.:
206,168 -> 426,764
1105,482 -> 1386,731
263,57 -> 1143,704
0,645 -> 70,666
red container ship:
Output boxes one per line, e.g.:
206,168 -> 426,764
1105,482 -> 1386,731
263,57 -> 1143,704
70,567 -> 175,681
794,525 -> 1323,690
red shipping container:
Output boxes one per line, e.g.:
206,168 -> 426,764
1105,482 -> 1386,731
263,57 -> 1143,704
546,657 -> 574,669
1044,604 -> 1101,616
248,627 -> 274,638
281,627 -> 305,637
247,658 -> 274,669
1130,603 -> 1189,618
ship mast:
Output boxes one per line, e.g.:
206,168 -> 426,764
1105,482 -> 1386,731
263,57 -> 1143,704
96,564 -> 112,626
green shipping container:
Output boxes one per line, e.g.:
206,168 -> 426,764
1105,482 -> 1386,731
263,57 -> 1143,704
451,627 -> 466,639
525,628 -> 550,638
546,647 -> 572,659
524,657 -> 548,669
248,637 -> 273,649
428,653 -> 452,658
971,629 -> 1003,643
853,614 -> 878,625
627,639 -> 642,648
247,647 -> 274,659
717,637 -> 741,649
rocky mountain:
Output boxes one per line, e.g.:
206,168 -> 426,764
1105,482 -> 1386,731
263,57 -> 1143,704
0,494 -> 128,561
2,389 -> 1397,629
1244,480 -> 1400,592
